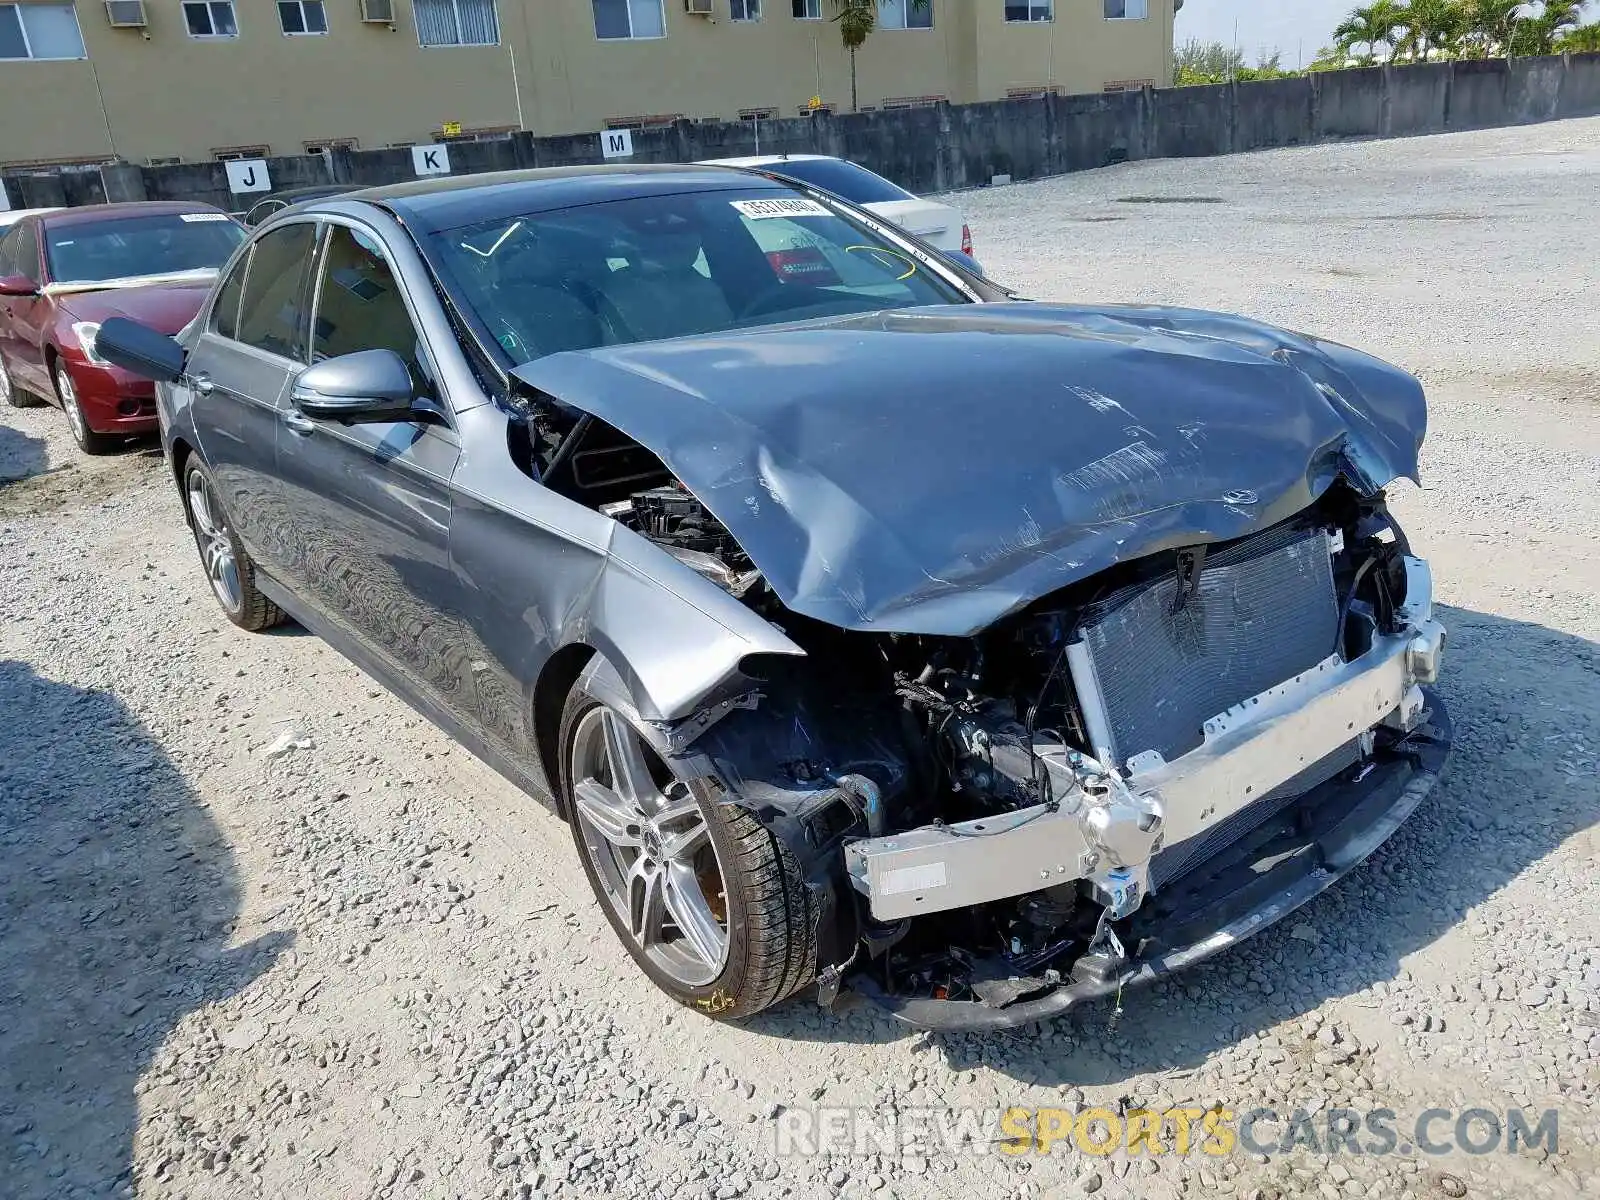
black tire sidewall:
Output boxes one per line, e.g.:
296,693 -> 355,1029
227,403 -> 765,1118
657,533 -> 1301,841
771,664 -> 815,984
558,687 -> 762,1016
183,459 -> 257,629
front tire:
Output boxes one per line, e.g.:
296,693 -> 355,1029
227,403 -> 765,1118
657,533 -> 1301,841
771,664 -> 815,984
559,684 -> 817,1019
52,361 -> 119,455
183,458 -> 284,632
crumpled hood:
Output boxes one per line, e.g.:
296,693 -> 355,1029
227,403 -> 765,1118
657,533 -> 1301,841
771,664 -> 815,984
514,303 -> 1427,636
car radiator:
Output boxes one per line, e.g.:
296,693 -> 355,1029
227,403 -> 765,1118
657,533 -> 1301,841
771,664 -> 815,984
1070,521 -> 1342,771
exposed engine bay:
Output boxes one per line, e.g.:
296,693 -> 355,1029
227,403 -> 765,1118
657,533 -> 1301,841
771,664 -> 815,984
517,399 -> 1450,1026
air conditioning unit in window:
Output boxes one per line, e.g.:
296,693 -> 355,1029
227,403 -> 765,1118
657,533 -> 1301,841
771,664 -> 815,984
684,0 -> 714,14
105,0 -> 148,28
360,0 -> 395,23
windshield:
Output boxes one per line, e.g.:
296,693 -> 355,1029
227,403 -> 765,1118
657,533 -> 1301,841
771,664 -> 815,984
763,158 -> 917,205
44,212 -> 245,285
425,187 -> 970,365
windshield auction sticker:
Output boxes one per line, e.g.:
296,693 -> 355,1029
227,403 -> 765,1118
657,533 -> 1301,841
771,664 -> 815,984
731,198 -> 831,220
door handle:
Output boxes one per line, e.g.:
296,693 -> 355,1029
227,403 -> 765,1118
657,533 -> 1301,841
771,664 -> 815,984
281,410 -> 315,435
189,372 -> 213,396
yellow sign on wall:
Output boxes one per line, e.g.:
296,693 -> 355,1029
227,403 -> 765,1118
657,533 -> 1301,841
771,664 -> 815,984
441,121 -> 463,137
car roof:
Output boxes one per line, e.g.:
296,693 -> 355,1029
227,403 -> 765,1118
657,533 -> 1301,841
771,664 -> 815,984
351,163 -> 787,233
39,200 -> 229,229
258,184 -> 351,203
698,154 -> 834,167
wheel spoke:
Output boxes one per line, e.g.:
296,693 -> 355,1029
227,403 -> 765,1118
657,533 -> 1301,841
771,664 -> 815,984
657,813 -> 710,865
573,778 -> 643,848
601,708 -> 658,809
662,863 -> 727,968
627,855 -> 665,948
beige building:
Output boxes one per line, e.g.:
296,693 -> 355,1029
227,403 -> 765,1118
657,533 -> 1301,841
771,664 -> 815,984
0,0 -> 1175,167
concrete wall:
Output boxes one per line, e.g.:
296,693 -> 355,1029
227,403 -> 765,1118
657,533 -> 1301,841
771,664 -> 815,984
0,0 -> 1177,167
6,53 -> 1599,213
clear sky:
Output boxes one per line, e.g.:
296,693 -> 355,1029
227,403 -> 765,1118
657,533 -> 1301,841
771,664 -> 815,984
1174,0 -> 1356,69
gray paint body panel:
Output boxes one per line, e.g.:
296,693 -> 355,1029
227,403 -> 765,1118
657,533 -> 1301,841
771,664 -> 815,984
515,302 -> 1426,636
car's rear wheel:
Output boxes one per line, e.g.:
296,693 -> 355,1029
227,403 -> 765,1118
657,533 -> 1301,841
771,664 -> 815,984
1,354 -> 41,408
52,362 -> 118,455
559,683 -> 817,1019
183,458 -> 285,632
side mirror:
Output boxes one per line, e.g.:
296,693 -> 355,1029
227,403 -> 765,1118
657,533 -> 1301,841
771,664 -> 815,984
0,274 -> 38,297
93,317 -> 186,382
291,349 -> 416,422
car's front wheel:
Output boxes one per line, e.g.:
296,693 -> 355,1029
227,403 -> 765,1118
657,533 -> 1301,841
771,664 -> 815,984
559,682 -> 817,1019
183,458 -> 284,632
52,362 -> 118,455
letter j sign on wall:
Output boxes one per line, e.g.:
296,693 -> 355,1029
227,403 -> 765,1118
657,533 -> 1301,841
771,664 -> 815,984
224,160 -> 272,194
412,144 -> 452,177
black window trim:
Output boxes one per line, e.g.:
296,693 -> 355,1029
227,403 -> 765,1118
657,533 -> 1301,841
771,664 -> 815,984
203,215 -> 320,372
305,213 -> 457,430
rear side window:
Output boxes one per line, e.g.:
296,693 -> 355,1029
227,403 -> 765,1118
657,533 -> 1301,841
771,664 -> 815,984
765,159 -> 916,205
0,226 -> 18,278
236,223 -> 317,360
8,222 -> 40,281
211,247 -> 249,340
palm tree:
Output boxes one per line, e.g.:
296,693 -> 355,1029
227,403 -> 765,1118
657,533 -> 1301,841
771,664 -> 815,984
1334,0 -> 1408,63
1557,20 -> 1600,50
1462,0 -> 1525,57
1396,0 -> 1467,60
831,0 -> 931,112
1521,0 -> 1585,53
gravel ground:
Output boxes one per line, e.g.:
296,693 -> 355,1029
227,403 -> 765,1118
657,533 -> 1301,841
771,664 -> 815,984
3,117 -> 1599,1200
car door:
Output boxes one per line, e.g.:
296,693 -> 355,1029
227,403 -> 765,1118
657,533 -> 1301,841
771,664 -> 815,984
271,220 -> 465,710
185,220 -> 319,575
0,220 -> 51,395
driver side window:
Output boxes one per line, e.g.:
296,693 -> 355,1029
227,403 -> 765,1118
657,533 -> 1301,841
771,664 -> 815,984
311,226 -> 433,395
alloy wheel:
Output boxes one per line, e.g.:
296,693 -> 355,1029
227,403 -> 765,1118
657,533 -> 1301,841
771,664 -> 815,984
54,365 -> 91,444
569,706 -> 730,987
186,471 -> 243,614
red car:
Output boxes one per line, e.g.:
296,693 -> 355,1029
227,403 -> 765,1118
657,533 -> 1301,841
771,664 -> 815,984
0,202 -> 245,453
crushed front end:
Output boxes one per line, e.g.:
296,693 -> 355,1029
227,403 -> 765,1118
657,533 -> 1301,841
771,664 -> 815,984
832,494 -> 1450,1028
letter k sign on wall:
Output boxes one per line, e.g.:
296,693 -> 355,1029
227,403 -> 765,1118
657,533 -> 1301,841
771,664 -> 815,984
412,144 -> 452,177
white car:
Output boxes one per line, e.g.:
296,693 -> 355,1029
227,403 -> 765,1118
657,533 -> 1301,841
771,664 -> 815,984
0,207 -> 64,231
698,154 -> 972,259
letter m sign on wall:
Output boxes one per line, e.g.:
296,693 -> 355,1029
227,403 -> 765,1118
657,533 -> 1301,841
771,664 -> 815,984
601,129 -> 634,159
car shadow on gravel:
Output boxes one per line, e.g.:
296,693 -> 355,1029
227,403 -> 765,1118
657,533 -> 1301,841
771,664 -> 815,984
749,605 -> 1600,1084
0,661 -> 290,1197
0,423 -> 48,486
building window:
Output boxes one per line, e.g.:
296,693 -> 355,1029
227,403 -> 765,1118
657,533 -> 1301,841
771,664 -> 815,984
878,0 -> 931,29
1004,1 -> 1050,20
1102,78 -> 1152,91
1104,0 -> 1147,18
603,112 -> 679,129
593,0 -> 665,39
213,145 -> 270,160
416,0 -> 498,46
146,155 -> 184,166
304,138 -> 357,153
0,3 -> 86,60
792,0 -> 819,16
738,106 -> 779,120
730,0 -> 759,20
278,0 -> 328,33
184,1 -> 239,37
1006,84 -> 1060,98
